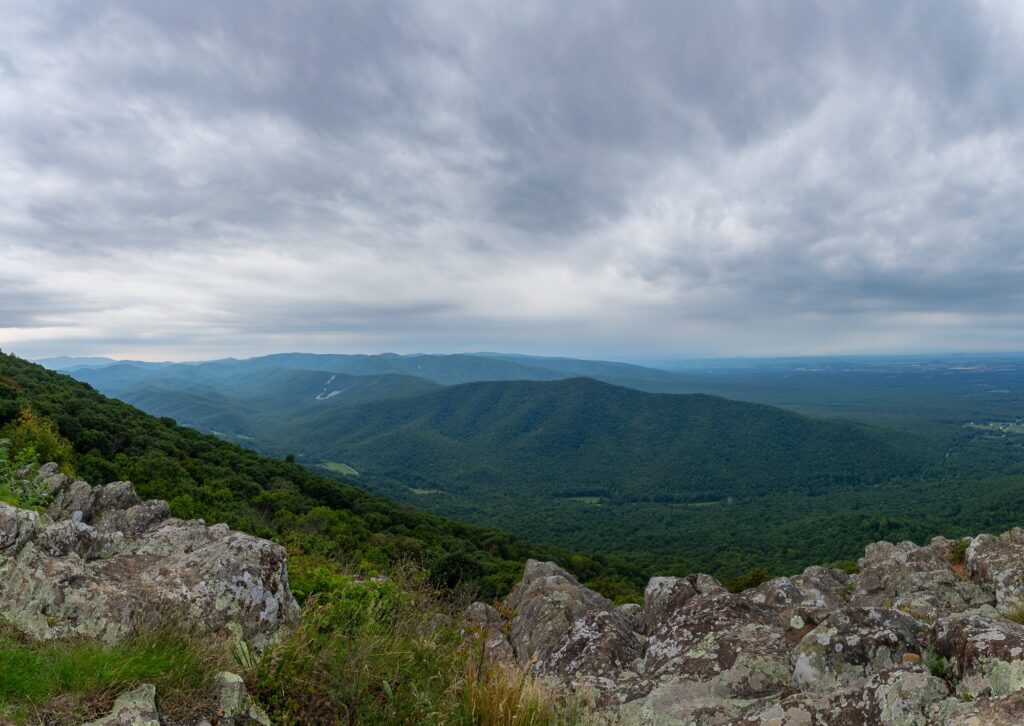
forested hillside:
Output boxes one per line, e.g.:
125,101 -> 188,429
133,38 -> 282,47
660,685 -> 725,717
0,351 -> 643,599
53,351 -> 1024,582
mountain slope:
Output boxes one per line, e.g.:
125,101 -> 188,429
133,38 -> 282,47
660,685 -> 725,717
281,377 -> 927,503
0,350 -> 642,598
67,351 -> 702,392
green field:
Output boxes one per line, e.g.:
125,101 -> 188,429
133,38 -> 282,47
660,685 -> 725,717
320,461 -> 359,476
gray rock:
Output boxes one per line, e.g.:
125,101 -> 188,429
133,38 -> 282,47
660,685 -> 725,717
947,690 -> 1024,725
643,573 -> 725,635
0,470 -> 300,650
852,539 -> 991,617
215,671 -> 271,725
746,565 -> 852,626
464,601 -> 514,661
504,559 -> 627,668
83,683 -> 160,726
740,668 -> 952,726
618,602 -> 644,633
543,609 -> 643,681
933,613 -> 1024,697
966,535 -> 1024,616
476,530 -> 1024,724
791,607 -> 927,693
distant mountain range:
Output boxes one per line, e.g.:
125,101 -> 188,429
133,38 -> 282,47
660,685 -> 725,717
52,352 -> 954,575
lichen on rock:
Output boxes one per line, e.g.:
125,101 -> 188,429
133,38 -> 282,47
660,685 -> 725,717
0,465 -> 300,650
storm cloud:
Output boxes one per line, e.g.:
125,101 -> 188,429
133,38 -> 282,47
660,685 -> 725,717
1,0 -> 1023,359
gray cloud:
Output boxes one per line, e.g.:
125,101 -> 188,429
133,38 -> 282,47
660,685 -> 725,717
1,0 -> 1023,360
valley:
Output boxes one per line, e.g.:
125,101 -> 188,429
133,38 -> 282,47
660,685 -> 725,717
53,352 -> 1024,581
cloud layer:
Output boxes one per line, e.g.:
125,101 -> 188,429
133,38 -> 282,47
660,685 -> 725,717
2,0 -> 1023,359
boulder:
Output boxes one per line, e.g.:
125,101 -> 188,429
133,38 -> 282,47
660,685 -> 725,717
947,690 -> 1024,725
83,683 -> 160,726
966,535 -> 1024,616
740,668 -> 953,725
643,573 -> 725,635
746,565 -> 852,626
791,607 -> 927,692
464,601 -> 514,661
543,609 -> 643,680
933,613 -> 1024,697
0,469 -> 300,649
852,539 -> 991,618
475,529 -> 1024,724
617,602 -> 644,633
215,671 -> 272,726
504,559 -> 627,669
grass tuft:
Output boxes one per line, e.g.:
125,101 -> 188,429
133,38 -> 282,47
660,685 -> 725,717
0,622 -> 228,724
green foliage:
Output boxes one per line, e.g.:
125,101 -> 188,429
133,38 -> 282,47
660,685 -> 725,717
0,406 -> 76,475
923,645 -> 953,680
827,560 -> 860,574
0,438 -> 46,509
252,557 -> 586,725
0,622 -> 227,724
951,538 -> 971,565
725,567 -> 772,593
0,351 -> 642,600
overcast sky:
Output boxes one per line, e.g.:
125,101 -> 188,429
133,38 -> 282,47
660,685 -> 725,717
2,1 -> 1023,361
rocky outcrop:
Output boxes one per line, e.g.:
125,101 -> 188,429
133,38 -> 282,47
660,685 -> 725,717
0,466 -> 300,650
470,528 -> 1024,725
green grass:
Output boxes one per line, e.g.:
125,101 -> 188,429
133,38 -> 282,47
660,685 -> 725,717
319,460 -> 360,476
253,554 -> 589,724
1005,606 -> 1024,625
0,623 -> 227,724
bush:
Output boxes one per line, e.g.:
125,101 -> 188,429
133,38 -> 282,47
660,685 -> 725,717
0,438 -> 47,509
0,407 -> 75,476
251,556 -> 587,724
951,538 -> 971,565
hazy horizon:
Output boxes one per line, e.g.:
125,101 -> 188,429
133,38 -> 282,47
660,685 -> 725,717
3,1 -> 1023,360
22,348 -> 1024,369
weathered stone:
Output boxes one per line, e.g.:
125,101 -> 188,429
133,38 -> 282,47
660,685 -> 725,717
741,668 -> 951,726
618,602 -> 644,633
464,601 -> 514,661
485,529 -> 1024,724
0,501 -> 41,554
933,613 -> 1024,697
746,565 -> 852,626
947,690 -> 1024,725
792,607 -> 927,692
638,590 -> 791,714
83,683 -> 160,726
215,671 -> 271,726
504,559 -> 626,668
966,535 -> 1024,616
0,471 -> 300,650
544,609 -> 643,680
852,539 -> 992,617
643,573 -> 725,636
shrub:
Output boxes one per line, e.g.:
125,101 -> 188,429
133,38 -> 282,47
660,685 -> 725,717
951,538 -> 971,565
0,438 -> 47,509
251,556 -> 587,724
